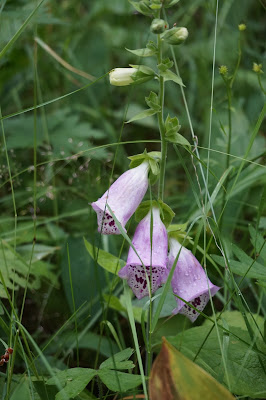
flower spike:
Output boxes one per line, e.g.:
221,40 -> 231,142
119,207 -> 169,299
168,238 -> 220,322
91,161 -> 149,235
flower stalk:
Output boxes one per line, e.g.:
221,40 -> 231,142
157,21 -> 167,202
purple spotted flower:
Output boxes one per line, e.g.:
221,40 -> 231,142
168,237 -> 220,322
91,162 -> 149,234
119,207 -> 169,299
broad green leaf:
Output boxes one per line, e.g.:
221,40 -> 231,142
34,381 -> 58,400
99,348 -> 134,370
126,108 -> 159,123
98,369 -> 142,392
160,70 -> 185,86
128,0 -> 152,16
166,132 -> 190,147
167,319 -> 266,398
126,47 -> 157,57
84,238 -> 125,275
149,338 -> 235,400
10,377 -> 31,400
46,331 -> 119,358
46,368 -> 97,400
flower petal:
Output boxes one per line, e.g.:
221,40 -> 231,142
168,238 -> 220,322
91,161 -> 149,235
119,207 -> 169,298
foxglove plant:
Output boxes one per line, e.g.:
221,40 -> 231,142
168,237 -> 220,322
91,161 -> 149,234
119,207 -> 168,299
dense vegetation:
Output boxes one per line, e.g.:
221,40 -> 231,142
0,0 -> 265,399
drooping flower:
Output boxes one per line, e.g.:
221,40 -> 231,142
91,161 -> 149,235
119,207 -> 169,299
168,237 -> 220,322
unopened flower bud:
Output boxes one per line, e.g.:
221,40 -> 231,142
109,68 -> 138,86
253,63 -> 263,74
238,23 -> 246,31
161,27 -> 188,45
150,19 -> 168,34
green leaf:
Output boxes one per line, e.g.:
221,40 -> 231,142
128,0 -> 152,16
149,159 -> 160,176
129,64 -> 155,76
103,294 -> 126,313
212,244 -> 266,280
126,47 -> 157,57
98,369 -> 142,392
249,225 -> 266,262
46,368 -> 97,400
149,338 -> 235,400
165,114 -> 181,135
10,377 -> 31,400
166,132 -> 190,146
164,0 -> 181,7
145,91 -> 160,110
167,314 -> 266,398
126,108 -> 159,123
0,244 -> 58,299
34,381 -> 58,400
99,348 -> 135,370
46,331 -> 119,358
160,70 -> 185,86
135,200 -> 175,227
158,58 -> 174,72
84,238 -> 125,275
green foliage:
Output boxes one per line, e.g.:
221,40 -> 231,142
167,311 -> 266,398
44,349 -> 141,398
0,243 -> 58,299
84,238 -> 125,275
150,338 -> 234,400
0,0 -> 265,399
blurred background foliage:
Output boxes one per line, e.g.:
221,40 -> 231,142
0,0 -> 265,392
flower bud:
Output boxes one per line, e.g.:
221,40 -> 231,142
161,27 -> 188,45
253,63 -> 263,74
109,68 -> 138,86
150,19 -> 168,34
238,23 -> 246,31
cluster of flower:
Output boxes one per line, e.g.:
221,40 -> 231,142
0,347 -> 13,367
91,161 -> 219,322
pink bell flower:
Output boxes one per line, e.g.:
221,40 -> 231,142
119,207 -> 169,299
168,237 -> 220,322
91,162 -> 149,234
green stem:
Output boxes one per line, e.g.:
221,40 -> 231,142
157,31 -> 167,201
221,80 -> 232,229
258,74 -> 266,95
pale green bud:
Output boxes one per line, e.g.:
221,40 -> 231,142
150,19 -> 168,34
109,68 -> 138,86
161,27 -> 188,45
